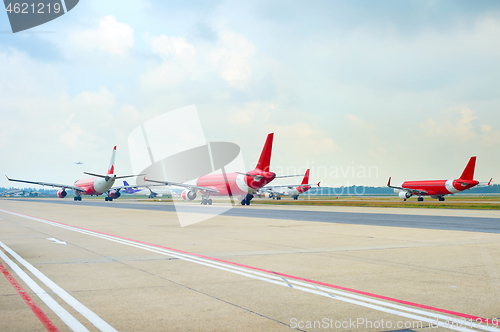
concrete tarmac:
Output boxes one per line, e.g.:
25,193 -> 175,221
0,199 -> 499,332
10,198 -> 500,234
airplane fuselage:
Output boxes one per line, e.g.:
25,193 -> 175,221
196,171 -> 276,196
274,185 -> 312,197
124,187 -> 171,197
394,179 -> 478,197
73,177 -> 116,196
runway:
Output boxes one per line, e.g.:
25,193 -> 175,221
8,198 -> 500,234
1,199 -> 499,331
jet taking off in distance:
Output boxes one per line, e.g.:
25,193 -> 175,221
387,156 -> 490,201
6,146 -> 139,201
146,133 -> 300,205
259,169 -> 320,200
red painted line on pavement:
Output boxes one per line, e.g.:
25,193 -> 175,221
0,261 -> 60,332
5,208 -> 498,327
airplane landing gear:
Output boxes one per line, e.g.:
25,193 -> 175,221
105,196 -> 113,201
438,196 -> 445,201
417,197 -> 424,202
74,196 -> 81,201
201,198 -> 213,205
241,194 -> 254,206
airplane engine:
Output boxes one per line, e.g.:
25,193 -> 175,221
109,190 -> 121,199
181,190 -> 197,201
399,191 -> 411,199
264,193 -> 274,198
57,189 -> 67,198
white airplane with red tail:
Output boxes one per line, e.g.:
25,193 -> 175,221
145,133 -> 300,205
259,169 -> 320,200
6,146 -> 139,201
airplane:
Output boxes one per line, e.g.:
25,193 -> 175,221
387,156 -> 490,201
74,162 -> 84,165
6,146 -> 139,202
121,180 -> 172,198
145,133 -> 300,206
258,169 -> 321,200
1,189 -> 24,197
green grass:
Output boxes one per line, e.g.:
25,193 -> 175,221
253,198 -> 500,210
5,195 -> 499,210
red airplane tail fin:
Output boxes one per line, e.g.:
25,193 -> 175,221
301,169 -> 310,185
255,133 -> 273,172
459,156 -> 476,181
107,146 -> 117,175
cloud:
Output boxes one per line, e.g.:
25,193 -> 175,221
141,25 -> 257,93
209,29 -> 256,86
269,122 -> 338,156
140,61 -> 188,92
150,35 -> 196,69
3,3 -> 500,187
0,47 -> 139,184
226,101 -> 272,126
345,114 -> 377,130
305,14 -> 500,93
70,16 -> 134,56
72,86 -> 116,111
479,123 -> 500,146
61,123 -> 83,147
421,107 -> 477,142
481,125 -> 492,133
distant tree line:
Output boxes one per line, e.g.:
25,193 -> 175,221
307,184 -> 500,196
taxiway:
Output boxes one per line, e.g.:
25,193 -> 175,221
0,199 -> 499,332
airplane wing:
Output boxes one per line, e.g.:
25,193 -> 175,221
109,184 -> 142,191
84,172 -> 144,180
110,183 -> 170,191
275,174 -> 305,178
144,178 -> 220,194
265,182 -> 320,189
257,187 -> 282,196
5,175 -> 85,192
386,177 -> 428,195
476,178 -> 493,187
236,172 -> 305,181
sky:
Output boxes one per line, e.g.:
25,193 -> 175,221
1,0 -> 499,188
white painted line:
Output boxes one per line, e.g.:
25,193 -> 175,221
47,238 -> 67,245
2,209 -> 497,332
37,217 -> 498,332
0,240 -> 117,332
70,231 -> 487,332
0,249 -> 89,332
